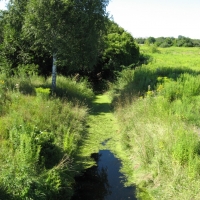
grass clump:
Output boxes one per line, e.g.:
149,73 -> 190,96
46,75 -> 95,105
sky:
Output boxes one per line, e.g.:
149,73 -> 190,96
0,0 -> 7,10
107,0 -> 200,39
0,0 -> 200,39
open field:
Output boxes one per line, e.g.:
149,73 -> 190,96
141,46 -> 200,71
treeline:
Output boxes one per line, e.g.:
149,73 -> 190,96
136,35 -> 200,47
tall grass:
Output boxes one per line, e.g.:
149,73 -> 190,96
111,47 -> 200,199
140,45 -> 200,71
0,70 -> 94,199
46,75 -> 95,104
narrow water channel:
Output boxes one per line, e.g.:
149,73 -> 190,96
71,94 -> 137,199
71,150 -> 137,200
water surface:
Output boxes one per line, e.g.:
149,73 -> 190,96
71,150 -> 137,200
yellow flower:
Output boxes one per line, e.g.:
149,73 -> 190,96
157,84 -> 163,92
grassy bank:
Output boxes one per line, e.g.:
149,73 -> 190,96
0,72 -> 94,199
110,47 -> 200,199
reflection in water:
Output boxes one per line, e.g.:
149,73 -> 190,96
71,150 -> 137,200
71,153 -> 111,200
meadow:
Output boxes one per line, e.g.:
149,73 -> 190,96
141,45 -> 200,71
110,46 -> 200,199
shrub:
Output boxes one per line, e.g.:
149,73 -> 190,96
35,87 -> 50,100
149,45 -> 159,53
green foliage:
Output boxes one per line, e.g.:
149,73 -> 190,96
159,41 -> 171,48
46,75 -> 95,104
149,45 -> 159,53
144,39 -> 150,46
172,130 -> 200,166
135,37 -> 146,44
176,35 -> 194,47
98,20 -> 139,79
23,0 -> 108,71
103,31 -> 139,67
157,73 -> 200,101
35,87 -> 50,100
136,36 -> 200,48
0,74 -> 12,115
0,124 -> 41,198
146,37 -> 156,44
0,72 -> 92,199
1,0 -> 109,78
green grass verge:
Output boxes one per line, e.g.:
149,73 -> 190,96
111,47 -> 200,199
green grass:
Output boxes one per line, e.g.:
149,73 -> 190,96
0,72 -> 93,199
1,46 -> 200,199
110,47 -> 200,199
77,94 -> 120,160
140,45 -> 200,71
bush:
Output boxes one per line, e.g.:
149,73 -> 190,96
159,42 -> 171,48
149,45 -> 159,53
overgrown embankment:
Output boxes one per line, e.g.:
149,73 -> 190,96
110,46 -> 200,199
0,73 -> 94,199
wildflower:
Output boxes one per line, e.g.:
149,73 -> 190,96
15,83 -> 19,89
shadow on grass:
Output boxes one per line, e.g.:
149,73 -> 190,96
8,80 -> 95,106
112,66 -> 200,106
91,102 -> 112,115
90,96 -> 113,115
0,187 -> 15,200
53,86 -> 95,106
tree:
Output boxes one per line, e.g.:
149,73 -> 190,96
135,37 -> 145,44
1,0 -> 41,70
159,37 -> 174,48
155,37 -> 166,46
176,36 -> 193,47
147,36 -> 156,44
97,20 -> 139,79
0,10 -> 4,44
22,0 -> 109,91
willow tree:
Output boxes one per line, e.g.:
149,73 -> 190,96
22,0 -> 109,91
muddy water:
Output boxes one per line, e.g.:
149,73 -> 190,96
71,150 -> 137,200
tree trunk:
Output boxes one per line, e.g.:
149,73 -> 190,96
52,53 -> 57,92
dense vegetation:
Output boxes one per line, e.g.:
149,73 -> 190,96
0,0 -> 141,199
110,46 -> 200,199
0,71 -> 96,199
0,1 -> 139,86
136,35 -> 200,47
1,1 -> 200,199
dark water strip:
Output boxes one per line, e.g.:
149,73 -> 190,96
71,150 -> 137,200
